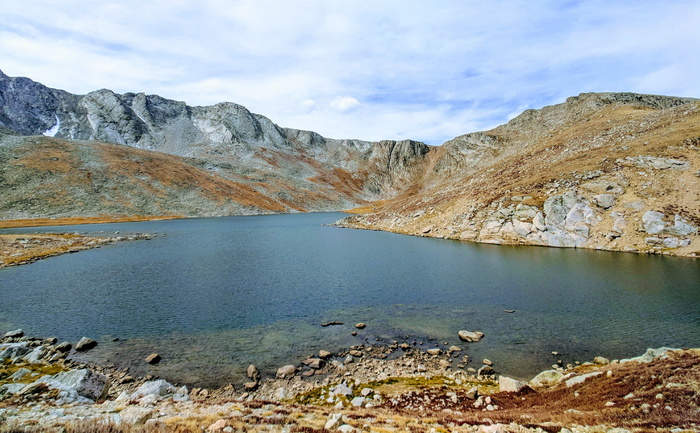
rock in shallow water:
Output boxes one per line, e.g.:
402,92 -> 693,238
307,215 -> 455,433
144,353 -> 161,364
458,330 -> 484,342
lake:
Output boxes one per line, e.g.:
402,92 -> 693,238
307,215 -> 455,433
1,212 -> 699,387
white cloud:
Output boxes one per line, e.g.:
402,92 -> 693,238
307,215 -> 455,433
329,97 -> 360,113
1,0 -> 699,145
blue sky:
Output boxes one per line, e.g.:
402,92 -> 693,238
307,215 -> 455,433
1,1 -> 699,145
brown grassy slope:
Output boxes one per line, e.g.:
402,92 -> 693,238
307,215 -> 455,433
0,135 -> 295,218
344,95 -> 700,256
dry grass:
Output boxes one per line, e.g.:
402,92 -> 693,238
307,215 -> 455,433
0,233 -> 113,268
0,215 -> 181,229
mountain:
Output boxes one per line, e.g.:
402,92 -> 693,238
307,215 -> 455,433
2,70 -> 698,256
0,70 -> 431,218
338,93 -> 700,257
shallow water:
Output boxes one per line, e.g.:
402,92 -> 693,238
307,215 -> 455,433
1,212 -> 699,386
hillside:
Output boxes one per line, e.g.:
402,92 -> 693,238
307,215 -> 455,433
338,93 -> 700,257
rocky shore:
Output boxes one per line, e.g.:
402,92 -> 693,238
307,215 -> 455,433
2,329 -> 698,432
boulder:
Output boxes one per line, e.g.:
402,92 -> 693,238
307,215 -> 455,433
332,383 -> 353,397
319,350 -> 332,359
643,211 -> 667,234
351,396 -> 366,407
246,364 -> 260,381
0,383 -> 25,396
75,337 -> 97,352
529,369 -> 564,387
54,342 -> 72,353
36,368 -> 110,402
8,368 -> 32,382
276,365 -> 297,379
427,348 -> 440,356
594,194 -> 617,209
306,358 -> 323,369
0,343 -> 31,361
22,346 -> 48,363
3,329 -> 24,339
478,365 -> 495,376
355,323 -> 366,329
620,347 -> 676,363
498,375 -> 527,392
565,371 -> 603,388
483,359 -> 493,366
119,406 -> 155,425
208,419 -> 227,431
458,330 -> 484,342
144,353 -> 161,364
325,413 -> 345,430
465,386 -> 479,400
244,382 -> 258,391
131,379 -> 176,399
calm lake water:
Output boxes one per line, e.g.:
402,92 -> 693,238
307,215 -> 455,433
1,212 -> 699,387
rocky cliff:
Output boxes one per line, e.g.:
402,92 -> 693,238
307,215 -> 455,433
338,93 -> 700,257
0,70 -> 432,217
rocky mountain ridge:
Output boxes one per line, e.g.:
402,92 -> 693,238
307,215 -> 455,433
0,70 -> 432,217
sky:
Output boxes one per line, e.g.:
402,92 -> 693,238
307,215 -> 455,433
1,1 -> 699,145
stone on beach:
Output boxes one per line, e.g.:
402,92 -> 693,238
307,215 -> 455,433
276,365 -> 297,379
355,323 -> 366,329
247,364 -> 260,381
3,329 -> 24,339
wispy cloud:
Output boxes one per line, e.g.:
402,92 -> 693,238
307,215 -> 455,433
1,0 -> 698,145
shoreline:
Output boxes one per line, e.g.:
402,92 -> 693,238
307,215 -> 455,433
0,233 -> 153,269
1,331 -> 698,432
